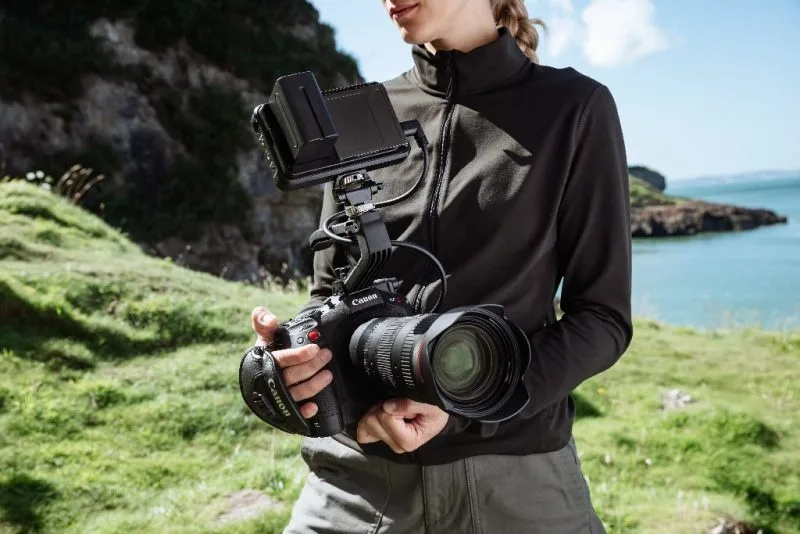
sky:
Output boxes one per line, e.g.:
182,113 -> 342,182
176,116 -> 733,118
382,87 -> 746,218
307,0 -> 800,183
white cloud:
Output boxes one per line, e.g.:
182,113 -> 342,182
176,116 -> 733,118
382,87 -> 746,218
549,0 -> 575,13
544,0 -> 577,58
580,0 -> 669,67
547,15 -> 577,57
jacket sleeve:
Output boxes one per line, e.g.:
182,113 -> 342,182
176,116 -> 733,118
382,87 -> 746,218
440,83 -> 633,436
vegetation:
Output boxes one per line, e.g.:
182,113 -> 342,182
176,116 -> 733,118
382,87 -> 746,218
630,175 -> 682,208
0,0 -> 359,102
1,181 -> 799,534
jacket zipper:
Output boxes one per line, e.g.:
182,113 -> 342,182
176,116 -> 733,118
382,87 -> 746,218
407,57 -> 457,464
413,55 -> 458,313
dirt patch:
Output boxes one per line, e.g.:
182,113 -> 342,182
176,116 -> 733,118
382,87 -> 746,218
709,517 -> 763,534
215,489 -> 281,525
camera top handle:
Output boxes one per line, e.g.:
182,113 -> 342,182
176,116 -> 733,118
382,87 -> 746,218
309,121 -> 448,313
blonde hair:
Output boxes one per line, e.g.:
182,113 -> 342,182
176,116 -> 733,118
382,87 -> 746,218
491,0 -> 546,63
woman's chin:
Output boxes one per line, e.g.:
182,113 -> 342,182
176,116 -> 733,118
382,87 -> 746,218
395,25 -> 431,46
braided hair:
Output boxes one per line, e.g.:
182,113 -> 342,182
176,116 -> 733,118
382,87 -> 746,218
491,0 -> 546,63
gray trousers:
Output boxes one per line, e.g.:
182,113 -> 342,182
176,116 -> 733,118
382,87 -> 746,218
283,435 -> 606,534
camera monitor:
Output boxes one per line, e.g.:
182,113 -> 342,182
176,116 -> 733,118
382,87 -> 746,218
252,71 -> 411,191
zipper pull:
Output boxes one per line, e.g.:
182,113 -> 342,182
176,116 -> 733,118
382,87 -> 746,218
445,54 -> 458,100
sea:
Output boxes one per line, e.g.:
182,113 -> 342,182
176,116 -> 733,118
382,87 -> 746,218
631,171 -> 800,331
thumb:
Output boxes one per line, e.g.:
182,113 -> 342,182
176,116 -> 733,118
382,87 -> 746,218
251,306 -> 278,343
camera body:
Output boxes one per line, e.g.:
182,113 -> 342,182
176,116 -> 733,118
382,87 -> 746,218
240,279 -> 415,437
240,275 -> 533,438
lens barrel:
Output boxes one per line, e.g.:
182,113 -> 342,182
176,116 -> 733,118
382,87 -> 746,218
349,305 -> 530,422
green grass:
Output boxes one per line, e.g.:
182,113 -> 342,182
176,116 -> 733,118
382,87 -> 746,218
1,181 -> 799,533
630,175 -> 682,208
575,321 -> 799,533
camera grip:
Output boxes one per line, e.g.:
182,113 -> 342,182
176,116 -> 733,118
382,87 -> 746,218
238,345 -> 311,436
306,360 -> 344,437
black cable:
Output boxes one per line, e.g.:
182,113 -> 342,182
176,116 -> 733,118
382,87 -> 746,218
322,210 -> 352,244
322,123 -> 429,245
374,133 -> 429,208
390,241 -> 447,313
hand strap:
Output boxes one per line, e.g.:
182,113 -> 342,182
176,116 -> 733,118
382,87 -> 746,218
238,345 -> 312,436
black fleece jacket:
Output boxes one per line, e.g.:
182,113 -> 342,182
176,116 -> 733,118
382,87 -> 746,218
299,28 -> 633,465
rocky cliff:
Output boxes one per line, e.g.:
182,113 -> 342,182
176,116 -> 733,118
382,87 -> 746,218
0,2 -> 359,283
631,200 -> 787,237
629,177 -> 787,237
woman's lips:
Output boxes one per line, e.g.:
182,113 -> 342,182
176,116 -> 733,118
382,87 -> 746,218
391,4 -> 419,22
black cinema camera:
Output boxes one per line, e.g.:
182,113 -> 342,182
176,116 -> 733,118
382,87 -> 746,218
238,72 -> 532,438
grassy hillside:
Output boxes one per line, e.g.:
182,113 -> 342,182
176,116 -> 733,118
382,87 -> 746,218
630,175 -> 681,208
1,181 -> 798,534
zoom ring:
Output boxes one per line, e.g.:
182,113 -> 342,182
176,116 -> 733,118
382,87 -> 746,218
399,315 -> 438,390
374,318 -> 404,388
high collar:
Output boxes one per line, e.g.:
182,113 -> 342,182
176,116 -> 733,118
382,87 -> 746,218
410,27 -> 531,99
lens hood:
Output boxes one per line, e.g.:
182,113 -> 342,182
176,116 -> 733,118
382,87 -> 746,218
416,304 -> 531,423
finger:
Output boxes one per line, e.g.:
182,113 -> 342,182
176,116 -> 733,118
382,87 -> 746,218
383,398 -> 431,418
282,349 -> 332,386
356,406 -> 382,444
273,344 -> 322,368
299,402 -> 318,419
251,307 -> 278,341
288,369 -> 333,402
359,413 -> 402,452
376,410 -> 420,452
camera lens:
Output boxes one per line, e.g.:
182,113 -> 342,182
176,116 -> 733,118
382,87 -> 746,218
349,306 -> 527,421
432,324 -> 497,403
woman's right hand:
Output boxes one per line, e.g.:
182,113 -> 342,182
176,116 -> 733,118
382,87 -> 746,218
251,306 -> 334,419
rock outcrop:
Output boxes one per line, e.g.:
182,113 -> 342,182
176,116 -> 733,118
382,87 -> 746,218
631,200 -> 787,237
629,172 -> 788,237
0,4 -> 359,283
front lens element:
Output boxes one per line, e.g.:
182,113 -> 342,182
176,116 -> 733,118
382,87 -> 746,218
433,325 -> 495,402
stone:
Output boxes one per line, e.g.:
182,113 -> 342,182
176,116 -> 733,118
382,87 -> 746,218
149,224 -> 261,282
661,388 -> 694,410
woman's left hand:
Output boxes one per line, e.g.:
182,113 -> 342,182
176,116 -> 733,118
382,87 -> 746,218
356,398 -> 449,454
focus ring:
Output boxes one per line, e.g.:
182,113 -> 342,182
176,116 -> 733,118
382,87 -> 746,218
400,335 -> 417,390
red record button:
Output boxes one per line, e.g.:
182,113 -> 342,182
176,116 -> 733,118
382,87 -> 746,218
307,329 -> 320,342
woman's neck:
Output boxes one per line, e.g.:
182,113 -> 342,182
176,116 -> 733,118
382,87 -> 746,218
424,7 -> 499,55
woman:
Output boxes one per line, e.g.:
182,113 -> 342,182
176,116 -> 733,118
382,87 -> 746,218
251,0 -> 632,532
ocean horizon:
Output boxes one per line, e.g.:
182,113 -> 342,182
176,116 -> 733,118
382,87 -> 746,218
631,171 -> 800,331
